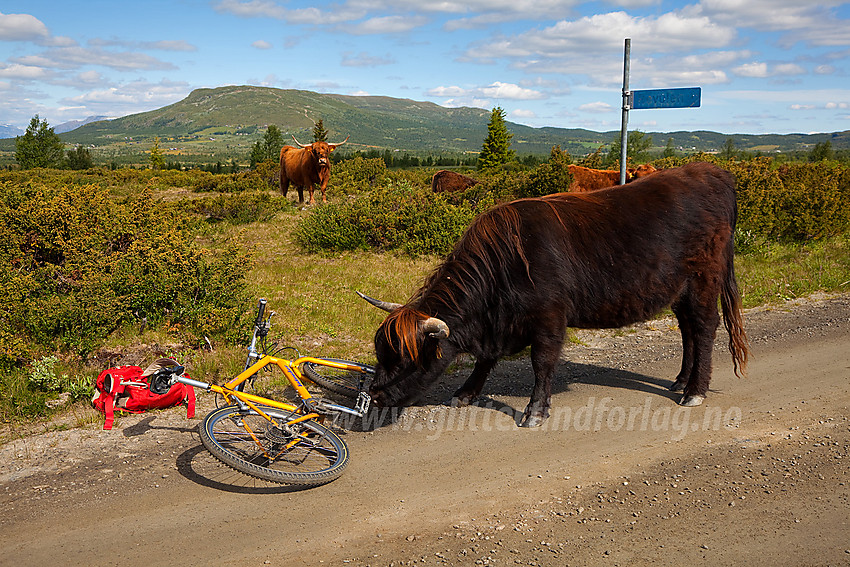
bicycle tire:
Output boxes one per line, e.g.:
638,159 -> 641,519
300,358 -> 374,399
199,404 -> 348,487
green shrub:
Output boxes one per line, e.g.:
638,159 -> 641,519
730,158 -> 850,241
522,146 -> 573,197
28,355 -> 65,392
0,180 -> 251,366
326,157 -> 388,198
294,180 -> 480,256
180,191 -> 291,224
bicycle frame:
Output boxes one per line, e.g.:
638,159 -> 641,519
176,354 -> 371,420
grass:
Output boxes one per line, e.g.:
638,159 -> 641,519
736,233 -> 850,306
217,209 -> 438,364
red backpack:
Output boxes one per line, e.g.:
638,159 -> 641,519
92,358 -> 196,430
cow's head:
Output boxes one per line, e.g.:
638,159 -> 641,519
357,292 -> 453,408
627,164 -> 658,182
291,135 -> 349,168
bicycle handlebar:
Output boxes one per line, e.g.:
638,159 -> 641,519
255,298 -> 267,328
149,365 -> 186,395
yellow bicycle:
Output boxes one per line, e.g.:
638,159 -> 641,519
151,299 -> 373,487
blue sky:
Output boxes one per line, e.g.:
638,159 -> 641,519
1,0 -> 848,136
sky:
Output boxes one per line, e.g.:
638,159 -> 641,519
1,0 -> 848,136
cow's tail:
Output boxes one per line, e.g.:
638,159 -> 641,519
721,218 -> 750,379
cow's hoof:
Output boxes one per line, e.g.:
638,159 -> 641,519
680,394 -> 705,407
449,395 -> 474,408
520,414 -> 545,428
669,380 -> 687,392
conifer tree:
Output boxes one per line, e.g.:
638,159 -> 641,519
662,137 -> 676,158
312,119 -> 328,142
478,107 -> 514,171
67,145 -> 94,170
249,124 -> 284,168
15,115 -> 65,169
150,136 -> 165,170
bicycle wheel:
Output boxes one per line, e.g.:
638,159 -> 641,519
199,404 -> 348,487
300,358 -> 374,399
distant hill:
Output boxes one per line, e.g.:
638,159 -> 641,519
9,85 -> 849,155
54,116 -> 110,134
0,124 -> 23,139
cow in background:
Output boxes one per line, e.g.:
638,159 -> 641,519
279,135 -> 349,204
568,165 -> 620,191
567,164 -> 659,192
431,170 -> 479,193
630,163 -> 658,180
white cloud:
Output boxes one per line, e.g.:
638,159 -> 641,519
732,61 -> 806,78
733,62 -> 769,78
341,51 -> 395,67
62,80 -> 190,111
145,40 -> 197,52
471,11 -> 735,62
510,108 -> 537,119
213,0 -> 285,19
479,81 -> 546,100
252,40 -> 273,49
428,81 -> 546,100
0,12 -> 49,42
88,38 -> 197,52
773,63 -> 805,76
428,85 -> 467,97
0,63 -> 49,80
344,15 -> 428,34
439,97 -> 491,110
12,46 -> 176,71
77,70 -> 104,84
213,0 -> 365,25
579,101 -> 615,113
695,0 -> 850,48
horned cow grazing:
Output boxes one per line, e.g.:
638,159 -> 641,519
360,162 -> 749,427
279,135 -> 348,204
431,170 -> 478,193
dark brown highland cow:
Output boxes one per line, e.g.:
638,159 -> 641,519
431,170 -> 479,193
360,162 -> 749,427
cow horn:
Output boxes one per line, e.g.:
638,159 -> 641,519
329,135 -> 350,148
356,291 -> 402,312
291,135 -> 310,148
421,317 -> 450,340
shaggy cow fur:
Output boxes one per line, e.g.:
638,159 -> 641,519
363,162 -> 749,427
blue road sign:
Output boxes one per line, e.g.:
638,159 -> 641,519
631,87 -> 701,109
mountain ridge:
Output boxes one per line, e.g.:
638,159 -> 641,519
8,85 -> 849,155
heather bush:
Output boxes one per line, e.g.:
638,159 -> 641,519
326,156 -> 388,197
0,180 -> 251,367
180,191 -> 291,224
294,180 -> 481,256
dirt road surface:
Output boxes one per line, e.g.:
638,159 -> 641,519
2,294 -> 849,566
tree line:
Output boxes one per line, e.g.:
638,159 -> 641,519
12,112 -> 849,173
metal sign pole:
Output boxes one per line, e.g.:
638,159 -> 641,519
619,38 -> 631,185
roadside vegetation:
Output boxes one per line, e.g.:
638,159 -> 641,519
1,119 -> 848,429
